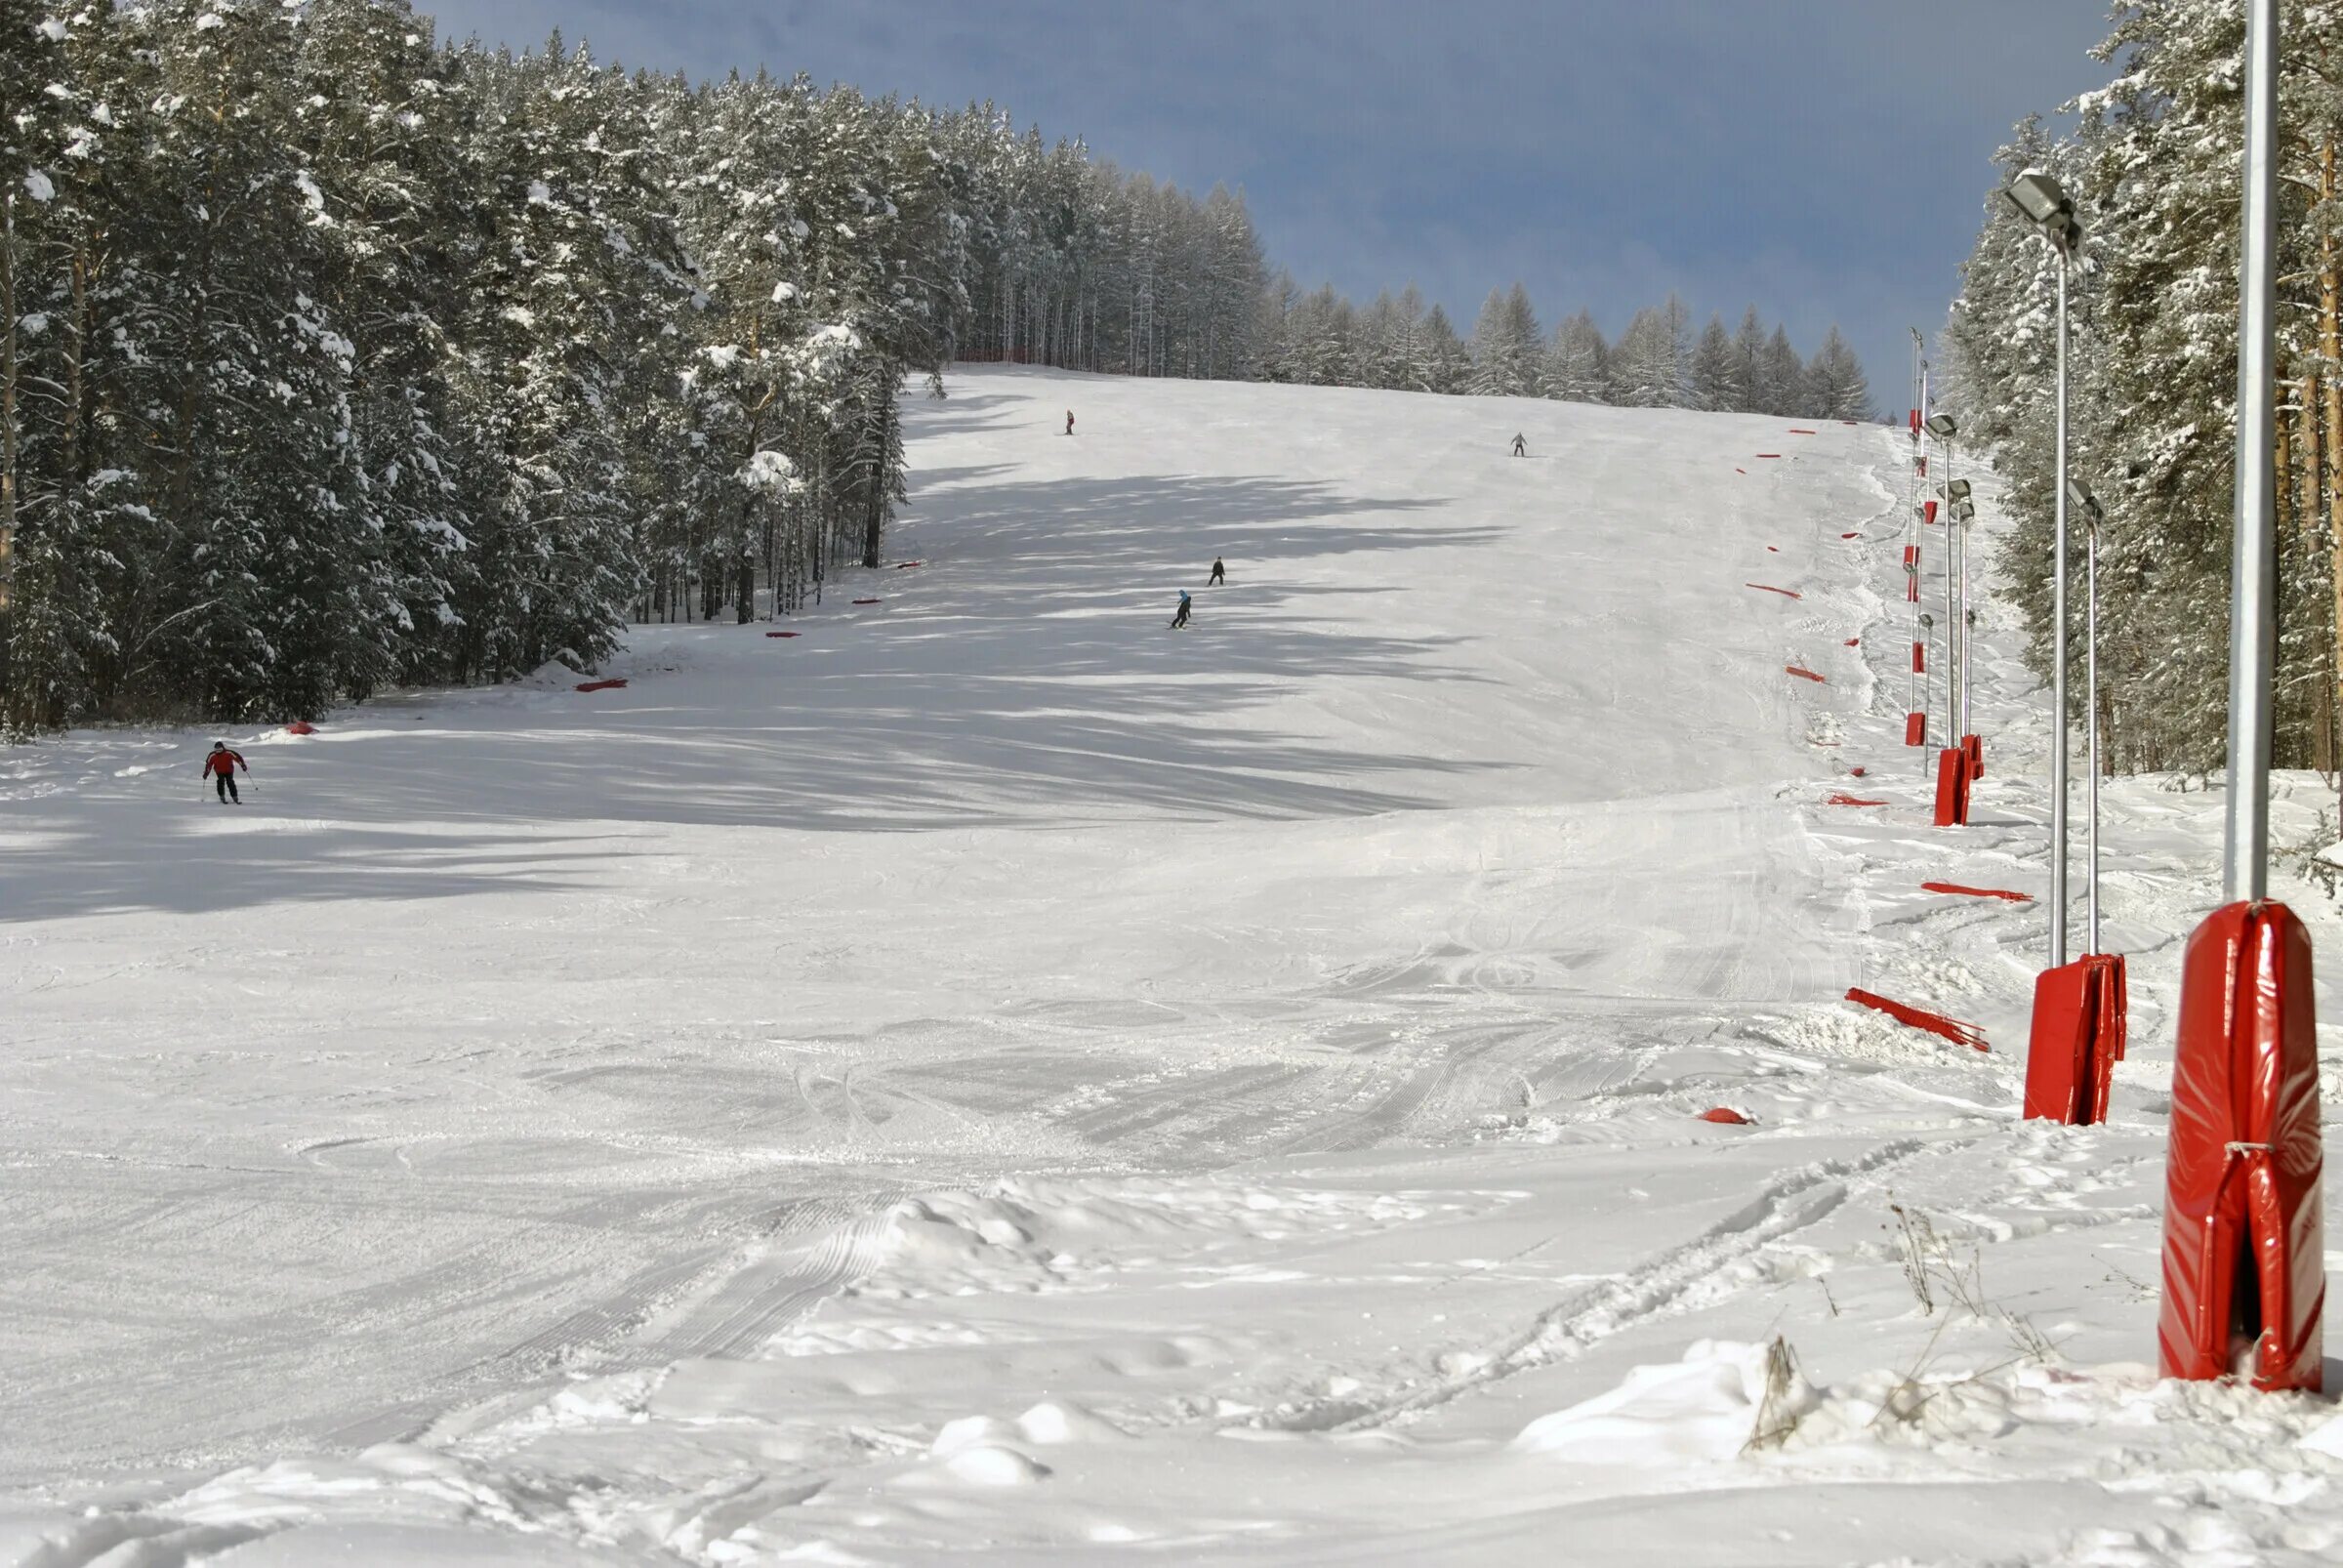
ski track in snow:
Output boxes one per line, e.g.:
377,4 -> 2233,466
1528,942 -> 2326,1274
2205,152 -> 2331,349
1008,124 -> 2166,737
4,369 -> 2343,1565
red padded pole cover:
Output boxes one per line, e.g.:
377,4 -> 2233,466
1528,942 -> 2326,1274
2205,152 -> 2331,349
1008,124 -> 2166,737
2158,902 -> 2322,1391
1923,499 -> 1938,524
1905,711 -> 1926,747
1962,733 -> 1984,780
2023,953 -> 2127,1126
1931,746 -> 1970,826
1911,641 -> 1925,674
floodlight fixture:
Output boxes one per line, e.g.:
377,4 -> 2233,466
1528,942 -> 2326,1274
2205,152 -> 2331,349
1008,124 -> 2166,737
2005,169 -> 2083,257
1946,478 -> 1973,503
1925,413 -> 1957,439
1953,500 -> 1977,522
2066,477 -> 2102,525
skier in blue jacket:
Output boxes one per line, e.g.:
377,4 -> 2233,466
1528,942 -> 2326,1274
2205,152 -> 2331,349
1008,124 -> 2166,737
1169,590 -> 1192,630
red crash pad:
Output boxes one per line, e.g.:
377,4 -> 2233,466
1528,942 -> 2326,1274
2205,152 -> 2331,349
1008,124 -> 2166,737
575,679 -> 628,692
1923,499 -> 1938,524
1845,988 -> 1989,1052
286,721 -> 316,735
1905,712 -> 1926,747
1922,882 -> 2030,902
1932,745 -> 1972,826
2024,953 -> 2127,1127
1747,584 -> 1801,598
2158,901 -> 2323,1391
1699,1107 -> 1752,1125
1786,666 -> 1827,683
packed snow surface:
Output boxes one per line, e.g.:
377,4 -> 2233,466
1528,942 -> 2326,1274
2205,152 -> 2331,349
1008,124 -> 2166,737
4,367 -> 2342,1564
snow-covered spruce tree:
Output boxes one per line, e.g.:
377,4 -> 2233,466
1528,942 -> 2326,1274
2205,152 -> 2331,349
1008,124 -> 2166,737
1802,327 -> 1872,421
1608,296 -> 1688,408
1947,1 -> 2343,776
1543,309 -> 1609,404
1468,283 -> 1542,396
1687,313 -> 1742,412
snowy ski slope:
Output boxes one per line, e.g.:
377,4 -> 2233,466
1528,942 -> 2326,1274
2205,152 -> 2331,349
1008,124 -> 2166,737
3,366 -> 2342,1565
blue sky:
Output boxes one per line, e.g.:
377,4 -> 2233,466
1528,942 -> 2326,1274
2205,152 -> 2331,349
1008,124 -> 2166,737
425,0 -> 2116,406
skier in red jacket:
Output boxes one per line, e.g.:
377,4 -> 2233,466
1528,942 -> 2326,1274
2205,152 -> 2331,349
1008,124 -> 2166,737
203,741 -> 248,804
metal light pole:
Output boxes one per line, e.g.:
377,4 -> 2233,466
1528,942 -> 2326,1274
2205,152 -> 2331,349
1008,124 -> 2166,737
2070,480 -> 2106,953
2227,3 -> 2280,899
2005,170 -> 2082,965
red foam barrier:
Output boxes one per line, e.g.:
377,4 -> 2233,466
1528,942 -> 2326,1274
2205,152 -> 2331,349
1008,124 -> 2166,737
1841,531 -> 1860,539
1845,638 -> 1861,646
574,679 -> 628,692
1905,712 -> 1926,746
1932,745 -> 1972,826
852,598 -> 883,605
1699,1107 -> 1752,1125
1786,665 -> 1827,682
1826,793 -> 1886,806
2025,953 -> 2128,1128
1910,408 -> 1921,433
1755,452 -> 1783,459
1923,499 -> 1938,524
1845,987 -> 1990,1052
1788,428 -> 1819,434
1922,882 -> 2031,903
1962,732 -> 1984,780
894,560 -> 924,569
766,631 -> 802,639
286,721 -> 316,735
2158,902 -> 2322,1391
1746,583 -> 1801,598
1912,641 -> 1925,673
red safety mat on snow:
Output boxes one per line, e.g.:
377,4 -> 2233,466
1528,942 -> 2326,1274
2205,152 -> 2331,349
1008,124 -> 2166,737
1786,665 -> 1827,682
286,721 -> 316,735
1746,583 -> 1801,598
2158,901 -> 2323,1391
1698,1107 -> 1751,1125
574,679 -> 628,692
1826,793 -> 1886,806
1841,531 -> 1860,539
766,631 -> 801,638
1922,882 -> 2030,902
1788,429 -> 1819,434
851,598 -> 883,605
1849,766 -> 1867,777
1755,452 -> 1783,459
1845,988 -> 1989,1052
894,560 -> 924,569
1845,638 -> 1861,646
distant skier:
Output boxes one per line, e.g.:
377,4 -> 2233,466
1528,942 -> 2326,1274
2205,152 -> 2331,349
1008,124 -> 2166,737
1065,410 -> 1075,435
1511,433 -> 1527,457
1208,556 -> 1225,586
202,741 -> 248,804
1169,589 -> 1192,630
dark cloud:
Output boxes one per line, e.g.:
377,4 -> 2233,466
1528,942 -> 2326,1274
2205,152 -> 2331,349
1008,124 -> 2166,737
423,0 -> 2116,401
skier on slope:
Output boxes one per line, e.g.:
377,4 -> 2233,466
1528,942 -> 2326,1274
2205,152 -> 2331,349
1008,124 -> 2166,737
1065,409 -> 1075,435
1511,433 -> 1527,457
1208,556 -> 1225,586
1169,589 -> 1192,630
202,741 -> 248,804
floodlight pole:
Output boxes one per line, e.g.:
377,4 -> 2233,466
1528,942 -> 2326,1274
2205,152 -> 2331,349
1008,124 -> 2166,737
2051,256 -> 2071,966
2086,498 -> 2102,952
2227,0 -> 2280,902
